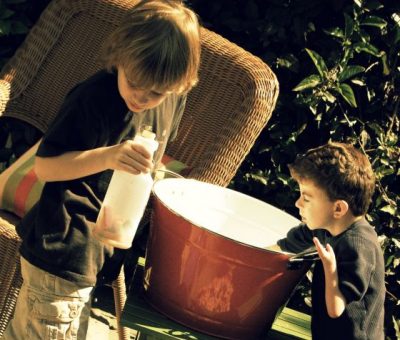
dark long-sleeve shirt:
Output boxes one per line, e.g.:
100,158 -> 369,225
278,218 -> 385,340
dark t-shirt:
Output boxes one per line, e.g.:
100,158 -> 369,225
278,219 -> 385,340
17,70 -> 185,285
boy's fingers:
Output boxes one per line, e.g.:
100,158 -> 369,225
313,237 -> 322,249
313,237 -> 324,257
326,243 -> 335,255
132,142 -> 152,159
313,237 -> 330,258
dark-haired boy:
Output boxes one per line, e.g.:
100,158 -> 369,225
277,142 -> 385,340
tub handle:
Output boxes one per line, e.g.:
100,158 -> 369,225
154,169 -> 184,178
287,247 -> 320,270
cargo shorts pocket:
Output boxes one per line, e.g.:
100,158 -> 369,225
28,291 -> 85,340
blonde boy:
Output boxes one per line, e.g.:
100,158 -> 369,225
3,1 -> 201,339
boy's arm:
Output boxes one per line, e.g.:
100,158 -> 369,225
35,140 -> 153,182
277,223 -> 317,253
313,237 -> 346,318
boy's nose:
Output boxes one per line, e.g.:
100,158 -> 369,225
295,197 -> 302,209
133,90 -> 149,105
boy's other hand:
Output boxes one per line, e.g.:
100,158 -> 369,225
107,140 -> 153,174
313,237 -> 337,276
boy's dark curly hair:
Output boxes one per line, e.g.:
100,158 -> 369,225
288,142 -> 376,216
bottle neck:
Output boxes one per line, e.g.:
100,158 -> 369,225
134,134 -> 159,155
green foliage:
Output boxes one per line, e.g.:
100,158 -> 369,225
0,0 -> 49,69
190,0 -> 399,338
0,0 -> 29,68
0,0 -> 29,36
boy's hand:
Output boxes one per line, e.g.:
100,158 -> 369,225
107,140 -> 153,174
313,236 -> 346,318
313,237 -> 337,275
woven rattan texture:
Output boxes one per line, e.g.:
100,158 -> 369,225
0,0 -> 279,337
0,219 -> 22,336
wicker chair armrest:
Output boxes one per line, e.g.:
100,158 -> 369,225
0,215 -> 22,337
0,80 -> 11,116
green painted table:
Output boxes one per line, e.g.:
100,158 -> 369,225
121,258 -> 311,340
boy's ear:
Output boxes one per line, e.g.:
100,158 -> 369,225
333,200 -> 349,218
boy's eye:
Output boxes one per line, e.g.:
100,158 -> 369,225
127,81 -> 138,89
300,192 -> 309,202
127,80 -> 164,98
150,91 -> 164,98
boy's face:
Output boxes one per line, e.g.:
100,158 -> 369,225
117,66 -> 169,113
295,179 -> 336,230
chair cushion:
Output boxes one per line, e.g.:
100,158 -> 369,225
0,141 -> 42,218
0,141 -> 190,218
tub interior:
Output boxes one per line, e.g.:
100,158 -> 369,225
153,178 -> 300,249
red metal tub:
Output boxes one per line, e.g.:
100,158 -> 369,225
143,178 -> 309,339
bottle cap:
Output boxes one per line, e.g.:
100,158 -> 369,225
141,129 -> 156,140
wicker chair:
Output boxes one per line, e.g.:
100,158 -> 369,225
0,0 -> 279,338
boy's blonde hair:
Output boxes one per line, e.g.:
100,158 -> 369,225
288,142 -> 376,216
102,0 -> 201,94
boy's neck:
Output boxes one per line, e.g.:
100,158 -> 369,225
328,214 -> 363,236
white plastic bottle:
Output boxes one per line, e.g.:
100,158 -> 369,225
94,130 -> 158,249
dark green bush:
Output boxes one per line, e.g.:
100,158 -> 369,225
0,0 -> 48,68
190,0 -> 399,338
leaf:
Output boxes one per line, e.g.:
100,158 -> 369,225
386,255 -> 394,267
11,21 -> 28,35
276,54 -> 299,72
380,204 -> 397,215
277,174 -> 290,185
344,13 -> 354,39
375,166 -> 394,178
293,74 -> 321,91
354,42 -> 383,57
380,158 -> 389,166
351,79 -> 366,86
393,259 -> 400,268
365,1 -> 384,11
0,21 -> 11,36
360,130 -> 370,147
393,13 -> 400,28
296,122 -> 307,136
393,316 -> 399,336
0,9 -> 15,20
249,174 -> 267,185
380,52 -> 390,76
305,48 -> 328,77
323,91 -> 336,103
337,83 -> 357,107
353,0 -> 363,8
324,27 -> 344,39
361,16 -> 387,30
338,65 -> 365,82
392,238 -> 400,249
